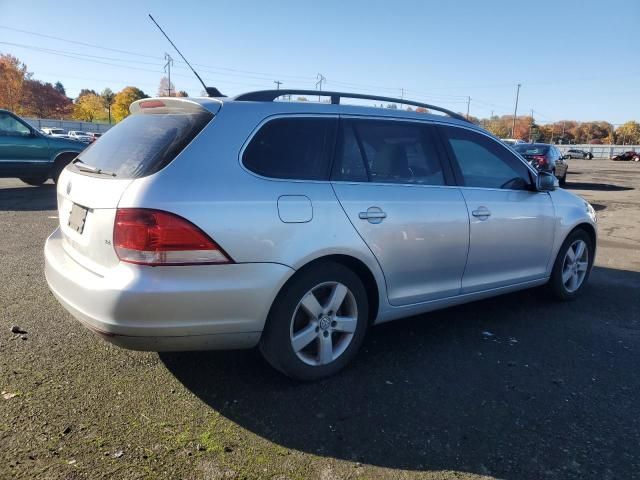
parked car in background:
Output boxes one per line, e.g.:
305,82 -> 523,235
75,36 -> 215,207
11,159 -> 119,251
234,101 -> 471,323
68,131 -> 94,143
41,127 -> 69,138
44,91 -> 597,381
0,109 -> 86,185
513,143 -> 569,185
565,148 -> 593,160
501,138 -> 526,146
87,132 -> 102,141
611,150 -> 640,162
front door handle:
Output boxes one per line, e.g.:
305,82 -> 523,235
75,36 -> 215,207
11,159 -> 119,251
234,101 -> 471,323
471,206 -> 491,220
359,207 -> 387,224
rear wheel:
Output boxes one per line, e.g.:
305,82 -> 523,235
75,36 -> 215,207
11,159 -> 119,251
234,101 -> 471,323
260,262 -> 369,381
559,172 -> 567,186
547,229 -> 594,301
20,176 -> 48,186
52,153 -> 78,184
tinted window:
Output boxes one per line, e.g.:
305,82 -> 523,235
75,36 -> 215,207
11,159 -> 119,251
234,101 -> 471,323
441,126 -> 532,190
0,112 -> 31,136
332,119 -> 446,185
513,144 -> 550,155
243,117 -> 337,180
76,111 -> 212,178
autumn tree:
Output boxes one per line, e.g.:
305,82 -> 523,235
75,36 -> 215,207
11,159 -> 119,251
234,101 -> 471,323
22,80 -> 73,118
616,121 -> 640,144
73,93 -> 106,122
0,53 -> 31,113
175,90 -> 188,97
76,88 -> 98,100
157,76 -> 177,97
112,87 -> 148,122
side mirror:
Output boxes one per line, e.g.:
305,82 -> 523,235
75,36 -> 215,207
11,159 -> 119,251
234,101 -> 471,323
537,171 -> 558,192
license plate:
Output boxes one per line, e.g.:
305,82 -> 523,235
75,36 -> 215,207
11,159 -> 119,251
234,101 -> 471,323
68,204 -> 88,234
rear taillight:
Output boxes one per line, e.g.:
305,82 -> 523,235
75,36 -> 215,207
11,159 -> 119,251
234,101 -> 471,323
113,209 -> 232,266
532,155 -> 547,165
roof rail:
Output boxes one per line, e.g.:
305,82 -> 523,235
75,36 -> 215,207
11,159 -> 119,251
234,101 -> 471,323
234,89 -> 469,123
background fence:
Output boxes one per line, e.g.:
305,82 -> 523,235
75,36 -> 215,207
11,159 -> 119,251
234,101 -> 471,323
555,144 -> 639,159
24,118 -> 113,134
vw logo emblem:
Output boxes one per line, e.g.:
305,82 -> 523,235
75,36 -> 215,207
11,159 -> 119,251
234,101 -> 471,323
66,181 -> 72,195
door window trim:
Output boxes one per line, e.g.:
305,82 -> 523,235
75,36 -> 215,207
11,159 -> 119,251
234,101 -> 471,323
435,124 -> 539,191
331,115 -> 457,187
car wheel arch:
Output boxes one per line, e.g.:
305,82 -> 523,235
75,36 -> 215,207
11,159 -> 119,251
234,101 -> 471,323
275,254 -> 381,326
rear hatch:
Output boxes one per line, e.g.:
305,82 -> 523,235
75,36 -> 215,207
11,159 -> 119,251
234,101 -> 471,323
56,98 -> 217,275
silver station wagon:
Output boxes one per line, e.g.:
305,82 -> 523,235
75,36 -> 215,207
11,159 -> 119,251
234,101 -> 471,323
45,90 -> 597,380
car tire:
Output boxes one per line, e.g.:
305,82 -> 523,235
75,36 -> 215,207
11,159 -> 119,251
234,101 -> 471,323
587,153 -> 593,160
20,176 -> 48,186
52,153 -> 77,184
547,229 -> 594,301
260,261 -> 369,381
559,173 -> 567,186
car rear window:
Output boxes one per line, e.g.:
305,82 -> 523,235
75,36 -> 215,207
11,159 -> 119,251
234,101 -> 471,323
514,145 -> 549,155
242,117 -> 337,180
74,111 -> 212,179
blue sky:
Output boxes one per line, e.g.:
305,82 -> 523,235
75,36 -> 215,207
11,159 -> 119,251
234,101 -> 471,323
1,0 -> 639,124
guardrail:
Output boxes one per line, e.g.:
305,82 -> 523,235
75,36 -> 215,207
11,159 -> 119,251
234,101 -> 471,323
23,118 -> 113,134
556,144 -> 639,159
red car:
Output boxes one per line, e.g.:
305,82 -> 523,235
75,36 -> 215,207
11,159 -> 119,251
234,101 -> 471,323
611,151 -> 639,162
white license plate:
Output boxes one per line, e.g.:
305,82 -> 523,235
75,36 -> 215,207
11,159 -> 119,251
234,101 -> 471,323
68,204 -> 88,234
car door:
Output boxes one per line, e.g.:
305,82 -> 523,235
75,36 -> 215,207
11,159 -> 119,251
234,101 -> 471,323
0,111 -> 50,177
438,125 -> 555,294
331,117 -> 470,306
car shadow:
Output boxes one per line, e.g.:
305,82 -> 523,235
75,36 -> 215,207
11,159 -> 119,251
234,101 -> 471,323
565,182 -> 633,192
0,184 -> 57,211
161,266 -> 640,479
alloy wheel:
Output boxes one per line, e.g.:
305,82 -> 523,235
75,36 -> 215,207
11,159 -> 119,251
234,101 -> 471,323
289,281 -> 358,366
562,240 -> 589,293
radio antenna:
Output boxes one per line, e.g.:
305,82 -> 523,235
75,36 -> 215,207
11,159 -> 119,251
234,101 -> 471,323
148,14 -> 225,97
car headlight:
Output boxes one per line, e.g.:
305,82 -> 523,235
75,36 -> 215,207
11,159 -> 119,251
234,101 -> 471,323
585,201 -> 597,223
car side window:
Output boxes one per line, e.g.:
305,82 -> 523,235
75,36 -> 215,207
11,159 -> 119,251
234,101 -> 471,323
0,112 -> 31,137
243,117 -> 337,180
332,119 -> 446,186
440,126 -> 532,190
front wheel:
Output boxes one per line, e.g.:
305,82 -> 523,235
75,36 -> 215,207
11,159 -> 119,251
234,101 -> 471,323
20,176 -> 48,186
547,229 -> 594,301
260,262 -> 369,381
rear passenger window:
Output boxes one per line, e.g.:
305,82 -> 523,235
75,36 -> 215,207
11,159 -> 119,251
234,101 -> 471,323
332,119 -> 446,185
440,126 -> 532,190
243,117 -> 337,180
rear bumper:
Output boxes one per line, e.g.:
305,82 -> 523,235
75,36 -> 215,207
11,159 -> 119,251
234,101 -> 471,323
44,228 -> 294,351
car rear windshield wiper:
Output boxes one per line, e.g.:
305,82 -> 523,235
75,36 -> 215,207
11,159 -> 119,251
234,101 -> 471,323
73,159 -> 117,177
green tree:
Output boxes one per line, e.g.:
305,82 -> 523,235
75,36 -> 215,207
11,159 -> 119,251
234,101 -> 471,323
101,88 -> 116,124
112,87 -> 148,122
53,81 -> 66,96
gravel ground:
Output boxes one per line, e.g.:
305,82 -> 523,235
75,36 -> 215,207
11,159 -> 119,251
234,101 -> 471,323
1,159 -> 639,480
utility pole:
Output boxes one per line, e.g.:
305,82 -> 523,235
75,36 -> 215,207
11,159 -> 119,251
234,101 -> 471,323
164,53 -> 174,97
466,96 -> 471,120
316,73 -> 326,102
511,83 -> 521,138
561,121 -> 566,144
529,109 -> 534,142
274,80 -> 282,90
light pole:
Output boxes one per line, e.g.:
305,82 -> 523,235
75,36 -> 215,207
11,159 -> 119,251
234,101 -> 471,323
466,96 -> 471,120
511,83 -> 521,138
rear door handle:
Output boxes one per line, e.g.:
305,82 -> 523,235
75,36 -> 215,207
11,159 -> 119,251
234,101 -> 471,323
359,207 -> 387,224
471,206 -> 491,219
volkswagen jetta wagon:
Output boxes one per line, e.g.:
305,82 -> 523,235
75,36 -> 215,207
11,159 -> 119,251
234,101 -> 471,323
45,90 -> 597,380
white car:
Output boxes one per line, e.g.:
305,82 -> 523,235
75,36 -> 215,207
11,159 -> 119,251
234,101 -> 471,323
67,131 -> 93,143
42,127 -> 70,138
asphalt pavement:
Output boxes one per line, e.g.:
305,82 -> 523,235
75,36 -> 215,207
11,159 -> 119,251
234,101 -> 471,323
1,159 -> 639,479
